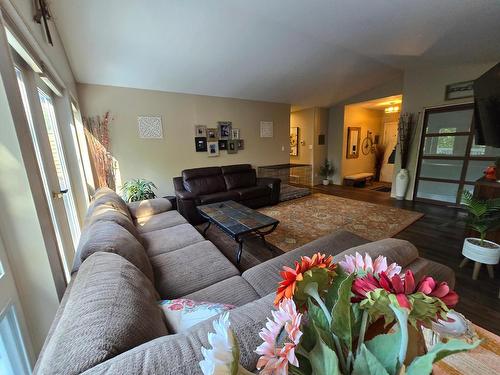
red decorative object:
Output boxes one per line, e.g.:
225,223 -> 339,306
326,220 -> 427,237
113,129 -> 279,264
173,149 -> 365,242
484,166 -> 496,181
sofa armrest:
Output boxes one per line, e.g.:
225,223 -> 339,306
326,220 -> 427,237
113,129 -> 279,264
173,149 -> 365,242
127,198 -> 172,219
81,293 -> 275,375
256,177 -> 281,205
175,190 -> 197,200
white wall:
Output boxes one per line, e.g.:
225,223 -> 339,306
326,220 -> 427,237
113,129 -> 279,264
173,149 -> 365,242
77,84 -> 291,195
398,61 -> 498,199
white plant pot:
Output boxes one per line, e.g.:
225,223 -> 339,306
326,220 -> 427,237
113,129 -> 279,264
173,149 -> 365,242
322,179 -> 329,185
462,238 -> 500,265
395,168 -> 409,200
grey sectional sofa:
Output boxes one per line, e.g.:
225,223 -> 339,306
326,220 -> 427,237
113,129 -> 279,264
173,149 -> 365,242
34,188 -> 454,374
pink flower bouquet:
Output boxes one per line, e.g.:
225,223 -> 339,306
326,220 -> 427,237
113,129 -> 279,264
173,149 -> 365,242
200,252 -> 480,375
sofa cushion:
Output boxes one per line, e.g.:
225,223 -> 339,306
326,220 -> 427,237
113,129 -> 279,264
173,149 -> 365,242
182,276 -> 260,307
222,164 -> 257,190
72,221 -> 154,282
182,167 -> 226,195
142,223 -> 205,257
88,191 -> 132,220
127,198 -> 172,219
198,190 -> 240,204
233,185 -> 271,200
35,252 -> 168,375
135,210 -> 187,233
242,230 -> 369,297
84,204 -> 142,242
151,240 -> 240,298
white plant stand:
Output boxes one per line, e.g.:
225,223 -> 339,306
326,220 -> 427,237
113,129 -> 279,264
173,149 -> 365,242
460,238 -> 500,280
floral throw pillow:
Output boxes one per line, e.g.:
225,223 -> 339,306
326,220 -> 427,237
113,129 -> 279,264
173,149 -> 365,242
158,299 -> 235,333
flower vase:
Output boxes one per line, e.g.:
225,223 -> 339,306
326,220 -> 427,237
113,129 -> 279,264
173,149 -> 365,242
405,323 -> 427,366
395,168 -> 409,200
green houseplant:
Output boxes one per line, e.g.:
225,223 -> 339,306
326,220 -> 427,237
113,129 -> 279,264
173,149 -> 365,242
121,178 -> 157,202
460,190 -> 500,277
319,159 -> 334,185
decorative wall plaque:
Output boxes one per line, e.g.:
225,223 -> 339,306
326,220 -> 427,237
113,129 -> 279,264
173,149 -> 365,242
138,116 -> 163,139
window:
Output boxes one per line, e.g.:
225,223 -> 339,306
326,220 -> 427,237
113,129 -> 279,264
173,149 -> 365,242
0,305 -> 31,375
415,104 -> 500,205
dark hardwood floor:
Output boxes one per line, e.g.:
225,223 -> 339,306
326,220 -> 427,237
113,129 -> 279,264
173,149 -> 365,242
199,184 -> 499,335
313,184 -> 500,335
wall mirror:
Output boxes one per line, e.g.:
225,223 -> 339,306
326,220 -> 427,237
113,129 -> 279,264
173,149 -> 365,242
290,127 -> 299,156
346,126 -> 361,159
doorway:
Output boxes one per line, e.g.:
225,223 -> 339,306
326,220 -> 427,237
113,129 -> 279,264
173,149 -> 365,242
340,95 -> 402,193
13,51 -> 79,280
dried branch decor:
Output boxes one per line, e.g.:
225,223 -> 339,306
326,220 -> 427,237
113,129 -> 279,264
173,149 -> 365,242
397,113 -> 417,169
83,112 -> 116,190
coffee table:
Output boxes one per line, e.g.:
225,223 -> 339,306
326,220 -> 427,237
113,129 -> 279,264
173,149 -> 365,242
197,200 -> 279,265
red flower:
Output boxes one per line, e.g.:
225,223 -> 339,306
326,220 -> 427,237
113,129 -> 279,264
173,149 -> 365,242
416,276 -> 459,307
352,273 -> 381,302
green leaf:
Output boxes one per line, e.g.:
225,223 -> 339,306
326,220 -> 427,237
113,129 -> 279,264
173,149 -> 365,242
307,298 -> 329,332
325,268 -> 348,311
365,332 -> 401,375
406,339 -> 482,375
351,303 -> 363,338
308,323 -> 341,375
331,272 -> 355,350
388,301 -> 409,366
352,344 -> 390,375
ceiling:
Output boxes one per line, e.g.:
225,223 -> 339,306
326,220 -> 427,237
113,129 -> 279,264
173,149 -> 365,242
354,95 -> 403,111
51,0 -> 500,108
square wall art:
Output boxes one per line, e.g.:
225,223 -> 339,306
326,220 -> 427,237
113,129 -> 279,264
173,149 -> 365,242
138,116 -> 163,138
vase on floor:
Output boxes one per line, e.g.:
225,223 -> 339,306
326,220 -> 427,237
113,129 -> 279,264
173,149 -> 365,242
395,168 -> 409,200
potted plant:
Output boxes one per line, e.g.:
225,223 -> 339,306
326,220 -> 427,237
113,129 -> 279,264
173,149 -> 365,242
319,159 -> 334,185
461,190 -> 500,270
121,178 -> 157,202
374,144 -> 386,181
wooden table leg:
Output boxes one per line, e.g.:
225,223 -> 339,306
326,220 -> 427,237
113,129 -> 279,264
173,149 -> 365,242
459,258 -> 469,268
487,265 -> 495,279
472,262 -> 482,280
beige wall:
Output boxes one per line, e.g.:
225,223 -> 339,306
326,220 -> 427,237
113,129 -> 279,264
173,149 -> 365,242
342,106 -> 383,179
77,84 -> 291,195
398,61 -> 497,199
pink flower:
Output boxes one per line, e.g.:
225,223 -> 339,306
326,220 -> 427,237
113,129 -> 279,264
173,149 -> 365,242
339,252 -> 401,277
417,276 -> 459,307
255,298 -> 303,375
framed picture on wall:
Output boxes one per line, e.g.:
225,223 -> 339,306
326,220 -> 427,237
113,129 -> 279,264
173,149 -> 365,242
231,128 -> 240,139
207,128 -> 218,141
290,127 -> 299,156
195,125 -> 207,137
445,80 -> 474,100
195,137 -> 207,152
237,139 -> 244,150
227,140 -> 238,154
218,139 -> 228,150
207,141 -> 219,156
218,121 -> 232,139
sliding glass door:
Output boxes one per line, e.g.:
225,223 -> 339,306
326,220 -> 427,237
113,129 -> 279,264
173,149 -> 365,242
414,104 -> 500,205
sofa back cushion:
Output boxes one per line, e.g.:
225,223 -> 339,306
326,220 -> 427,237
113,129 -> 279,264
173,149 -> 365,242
84,204 -> 142,242
182,167 -> 226,195
72,220 -> 154,282
127,198 -> 172,220
35,252 -> 168,375
87,188 -> 132,220
221,164 -> 257,190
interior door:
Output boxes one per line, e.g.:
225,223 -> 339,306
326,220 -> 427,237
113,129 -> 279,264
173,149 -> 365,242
0,236 -> 33,374
13,59 -> 78,280
380,121 -> 398,183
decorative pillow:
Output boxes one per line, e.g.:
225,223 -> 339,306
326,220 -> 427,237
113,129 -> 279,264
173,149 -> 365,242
159,299 -> 235,333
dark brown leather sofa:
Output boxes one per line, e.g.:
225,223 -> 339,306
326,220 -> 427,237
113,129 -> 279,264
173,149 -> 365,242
173,164 -> 281,223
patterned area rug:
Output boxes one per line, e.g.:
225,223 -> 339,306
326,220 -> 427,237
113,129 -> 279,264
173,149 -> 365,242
258,193 -> 423,252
